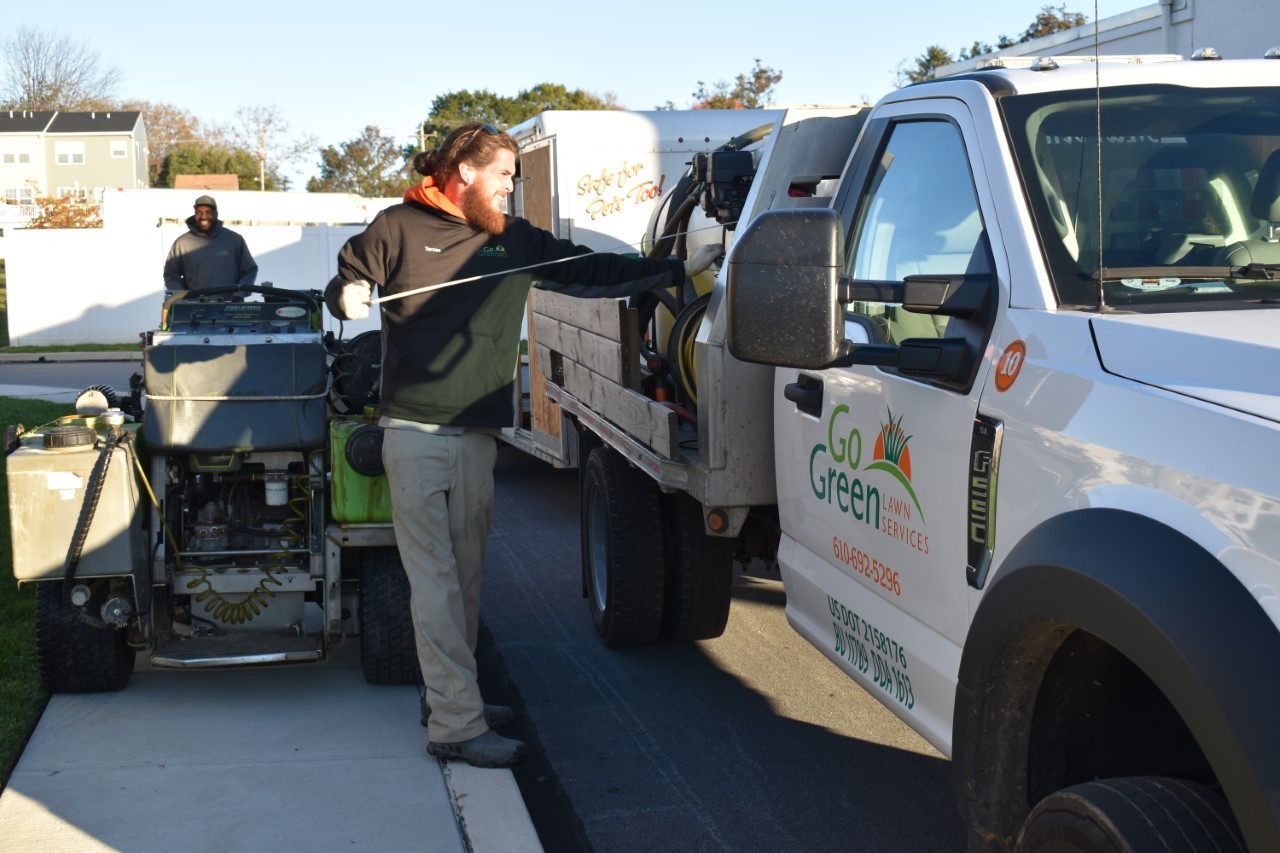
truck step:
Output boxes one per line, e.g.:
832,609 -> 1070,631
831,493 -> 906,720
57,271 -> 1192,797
150,633 -> 325,668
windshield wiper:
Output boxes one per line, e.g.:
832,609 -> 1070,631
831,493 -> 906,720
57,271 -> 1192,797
1093,266 -> 1233,281
1237,263 -> 1280,280
1094,264 -> 1280,281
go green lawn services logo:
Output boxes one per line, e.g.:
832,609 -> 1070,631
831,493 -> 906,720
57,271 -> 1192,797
809,405 -> 926,529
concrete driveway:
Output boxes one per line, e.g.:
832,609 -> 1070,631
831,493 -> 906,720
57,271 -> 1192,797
0,641 -> 539,853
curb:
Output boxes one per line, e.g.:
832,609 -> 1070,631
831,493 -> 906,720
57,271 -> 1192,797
441,760 -> 544,853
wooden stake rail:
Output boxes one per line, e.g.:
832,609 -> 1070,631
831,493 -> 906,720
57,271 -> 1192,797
527,289 -> 682,462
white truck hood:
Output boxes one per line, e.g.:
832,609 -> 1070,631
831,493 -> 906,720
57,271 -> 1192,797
1091,310 -> 1280,424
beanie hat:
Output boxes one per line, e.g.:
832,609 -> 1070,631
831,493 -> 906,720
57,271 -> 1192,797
193,195 -> 217,211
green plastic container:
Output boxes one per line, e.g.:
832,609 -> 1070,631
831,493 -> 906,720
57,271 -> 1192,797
329,415 -> 393,523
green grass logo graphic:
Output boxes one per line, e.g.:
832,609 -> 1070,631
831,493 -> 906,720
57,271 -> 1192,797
866,408 -> 924,521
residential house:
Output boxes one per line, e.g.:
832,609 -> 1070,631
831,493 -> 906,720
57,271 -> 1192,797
0,109 -> 149,235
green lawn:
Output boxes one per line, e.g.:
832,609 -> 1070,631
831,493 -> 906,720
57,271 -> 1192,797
0,397 -> 75,789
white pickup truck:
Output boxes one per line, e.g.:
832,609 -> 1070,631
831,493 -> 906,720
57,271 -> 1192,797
512,54 -> 1280,851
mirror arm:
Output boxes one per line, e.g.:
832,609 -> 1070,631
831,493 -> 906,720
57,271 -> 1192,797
832,341 -> 899,368
838,277 -> 902,304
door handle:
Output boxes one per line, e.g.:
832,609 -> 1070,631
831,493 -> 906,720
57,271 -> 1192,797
784,375 -> 823,417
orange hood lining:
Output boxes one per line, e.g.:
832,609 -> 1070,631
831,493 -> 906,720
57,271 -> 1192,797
404,176 -> 465,219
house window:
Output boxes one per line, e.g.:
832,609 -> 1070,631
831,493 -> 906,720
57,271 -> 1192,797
57,186 -> 89,201
111,141 -> 128,158
3,152 -> 31,164
5,187 -> 35,205
55,141 -> 85,165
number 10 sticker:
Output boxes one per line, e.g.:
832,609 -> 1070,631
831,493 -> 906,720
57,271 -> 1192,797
994,340 -> 1026,392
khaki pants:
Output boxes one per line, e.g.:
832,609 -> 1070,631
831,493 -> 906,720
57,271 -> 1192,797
382,428 -> 497,744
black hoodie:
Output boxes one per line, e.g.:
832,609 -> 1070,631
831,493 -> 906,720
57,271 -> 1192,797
162,216 -> 258,291
326,199 -> 683,428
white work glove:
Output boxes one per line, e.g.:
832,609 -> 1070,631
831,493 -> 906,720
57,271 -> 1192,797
683,244 -> 724,277
337,280 -> 372,320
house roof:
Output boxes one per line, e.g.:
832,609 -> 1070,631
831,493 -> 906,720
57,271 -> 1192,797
0,110 -> 56,133
46,111 -> 142,134
175,174 -> 240,191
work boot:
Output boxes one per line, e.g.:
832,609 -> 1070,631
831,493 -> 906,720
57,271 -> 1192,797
420,693 -> 515,729
427,730 -> 527,768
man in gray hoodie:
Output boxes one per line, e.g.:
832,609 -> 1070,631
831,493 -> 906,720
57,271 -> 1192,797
162,195 -> 258,292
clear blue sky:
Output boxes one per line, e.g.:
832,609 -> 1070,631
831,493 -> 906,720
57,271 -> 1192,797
14,0 -> 1138,184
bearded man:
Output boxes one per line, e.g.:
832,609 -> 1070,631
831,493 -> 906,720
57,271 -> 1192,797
162,194 -> 257,292
326,121 -> 720,768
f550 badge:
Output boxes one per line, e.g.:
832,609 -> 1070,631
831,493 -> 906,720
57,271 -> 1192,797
966,415 -> 1003,589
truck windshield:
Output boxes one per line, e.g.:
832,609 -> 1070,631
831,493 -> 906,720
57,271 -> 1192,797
1001,85 -> 1280,309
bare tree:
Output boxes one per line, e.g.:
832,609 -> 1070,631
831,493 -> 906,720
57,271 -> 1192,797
226,105 -> 318,192
0,25 -> 122,110
119,100 -> 208,186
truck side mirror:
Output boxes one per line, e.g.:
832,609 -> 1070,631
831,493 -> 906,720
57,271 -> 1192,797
727,208 -> 996,392
726,209 -> 849,369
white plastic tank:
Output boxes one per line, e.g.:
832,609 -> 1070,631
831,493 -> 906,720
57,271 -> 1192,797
6,424 -> 145,582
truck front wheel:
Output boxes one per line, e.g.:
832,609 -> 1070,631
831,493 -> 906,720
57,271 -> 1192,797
661,491 -> 733,641
582,447 -> 665,646
1015,776 -> 1243,852
35,580 -> 135,693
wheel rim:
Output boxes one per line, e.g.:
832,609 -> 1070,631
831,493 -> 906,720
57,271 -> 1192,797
587,482 -> 609,613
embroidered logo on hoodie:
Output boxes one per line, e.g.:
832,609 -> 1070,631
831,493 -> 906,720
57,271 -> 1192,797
478,246 -> 508,258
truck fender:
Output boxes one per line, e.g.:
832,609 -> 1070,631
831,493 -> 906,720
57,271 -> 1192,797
952,508 -> 1280,850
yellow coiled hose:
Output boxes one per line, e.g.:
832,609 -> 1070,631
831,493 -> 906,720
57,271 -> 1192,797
125,440 -> 287,626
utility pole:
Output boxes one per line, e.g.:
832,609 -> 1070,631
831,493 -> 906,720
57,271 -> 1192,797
257,134 -> 267,191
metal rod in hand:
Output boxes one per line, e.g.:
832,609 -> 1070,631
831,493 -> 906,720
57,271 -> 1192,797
367,254 -> 590,305
364,223 -> 722,306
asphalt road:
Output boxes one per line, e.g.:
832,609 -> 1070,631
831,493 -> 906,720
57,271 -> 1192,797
0,359 -> 141,406
0,359 -> 965,851
478,447 -> 964,852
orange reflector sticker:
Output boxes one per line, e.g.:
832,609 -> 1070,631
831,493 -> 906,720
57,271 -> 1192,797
994,340 -> 1026,392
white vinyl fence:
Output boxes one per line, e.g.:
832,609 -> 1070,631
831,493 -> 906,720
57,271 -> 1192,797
4,188 -> 392,345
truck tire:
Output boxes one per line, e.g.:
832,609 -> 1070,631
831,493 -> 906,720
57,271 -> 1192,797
1015,776 -> 1244,853
582,447 -> 665,646
358,546 -> 422,685
661,491 -> 733,641
35,581 -> 135,693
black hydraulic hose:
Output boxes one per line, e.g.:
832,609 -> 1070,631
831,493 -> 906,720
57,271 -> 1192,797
721,124 -> 775,152
63,429 -> 120,587
646,288 -> 680,324
634,288 -> 681,364
647,182 -> 703,261
674,221 -> 692,315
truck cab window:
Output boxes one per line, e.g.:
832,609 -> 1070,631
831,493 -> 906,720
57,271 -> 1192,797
1002,85 -> 1280,309
844,119 -> 984,343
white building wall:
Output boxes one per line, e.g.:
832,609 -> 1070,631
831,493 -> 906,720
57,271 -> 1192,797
0,134 -> 45,227
1168,0 -> 1277,60
3,188 -> 395,344
936,0 -> 1278,76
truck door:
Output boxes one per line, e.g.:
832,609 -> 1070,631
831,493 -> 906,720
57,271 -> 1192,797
773,99 -> 1005,750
